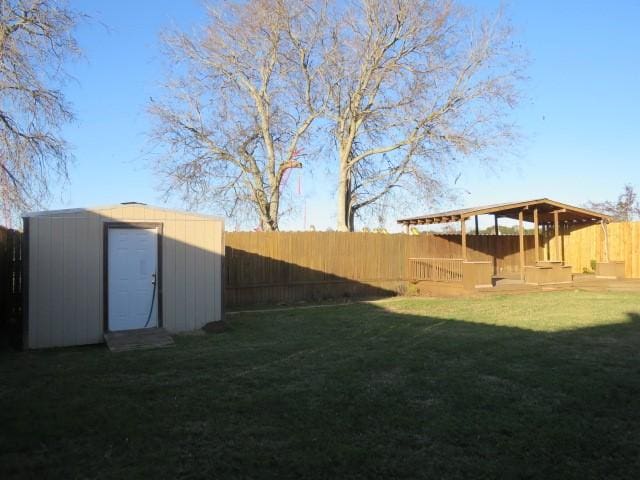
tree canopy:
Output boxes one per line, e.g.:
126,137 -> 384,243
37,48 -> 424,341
0,0 -> 80,221
586,184 -> 640,222
151,0 -> 524,231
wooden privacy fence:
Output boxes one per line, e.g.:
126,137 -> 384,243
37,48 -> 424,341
225,232 -> 539,306
407,258 -> 464,283
0,226 -> 23,348
566,222 -> 640,277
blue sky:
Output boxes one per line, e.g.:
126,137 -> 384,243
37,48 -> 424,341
56,0 -> 640,231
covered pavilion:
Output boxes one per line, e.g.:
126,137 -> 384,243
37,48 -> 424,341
398,198 -> 615,287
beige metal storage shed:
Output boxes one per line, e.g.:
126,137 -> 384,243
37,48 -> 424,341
22,203 -> 224,349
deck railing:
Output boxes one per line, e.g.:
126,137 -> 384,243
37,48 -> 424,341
407,257 -> 464,283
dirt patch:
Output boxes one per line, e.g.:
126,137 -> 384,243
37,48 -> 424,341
202,321 -> 230,334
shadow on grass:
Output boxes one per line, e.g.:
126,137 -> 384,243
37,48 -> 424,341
1,293 -> 640,479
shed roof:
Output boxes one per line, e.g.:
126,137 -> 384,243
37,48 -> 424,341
397,198 -> 612,226
23,202 -> 224,221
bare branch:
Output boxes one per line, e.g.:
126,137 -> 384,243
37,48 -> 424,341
0,0 -> 81,221
585,184 -> 640,222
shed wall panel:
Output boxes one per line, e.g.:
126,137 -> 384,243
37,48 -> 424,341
75,215 -> 88,345
54,219 -> 67,346
35,217 -> 51,349
183,214 -> 196,332
61,217 -> 76,345
87,212 -> 103,344
163,210 -> 177,331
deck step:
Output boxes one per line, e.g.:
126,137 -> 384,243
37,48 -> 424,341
104,327 -> 174,352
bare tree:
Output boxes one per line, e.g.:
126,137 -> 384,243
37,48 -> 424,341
0,0 -> 80,221
149,0 -> 326,231
324,0 -> 523,231
586,184 -> 640,222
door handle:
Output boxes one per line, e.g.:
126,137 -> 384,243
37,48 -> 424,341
151,273 -> 157,286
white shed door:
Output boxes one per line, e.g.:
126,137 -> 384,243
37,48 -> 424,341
108,227 -> 158,331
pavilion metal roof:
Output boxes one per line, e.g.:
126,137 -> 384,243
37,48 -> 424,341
397,198 -> 612,226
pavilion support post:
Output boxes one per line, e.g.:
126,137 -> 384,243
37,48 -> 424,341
533,208 -> 539,263
404,223 -> 410,234
545,225 -> 550,260
518,210 -> 525,281
493,215 -> 499,275
554,211 -> 560,262
561,222 -> 566,263
475,216 -> 479,235
461,216 -> 467,261
601,220 -> 610,262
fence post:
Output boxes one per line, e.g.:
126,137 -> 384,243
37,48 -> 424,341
0,226 -> 23,349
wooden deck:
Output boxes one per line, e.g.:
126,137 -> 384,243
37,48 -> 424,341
570,275 -> 640,292
413,274 -> 640,297
485,275 -> 640,295
104,327 -> 175,352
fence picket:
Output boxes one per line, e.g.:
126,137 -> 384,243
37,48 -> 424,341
1,226 -> 23,348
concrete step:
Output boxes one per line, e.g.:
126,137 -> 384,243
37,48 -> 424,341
104,327 -> 174,352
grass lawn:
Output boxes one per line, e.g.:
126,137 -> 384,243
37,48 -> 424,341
1,291 -> 640,479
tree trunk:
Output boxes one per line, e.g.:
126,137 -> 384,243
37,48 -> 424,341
258,201 -> 278,231
268,187 -> 280,231
261,218 -> 278,231
336,166 -> 352,231
337,135 -> 360,231
348,205 -> 355,231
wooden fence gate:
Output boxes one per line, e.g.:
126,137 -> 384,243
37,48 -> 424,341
0,226 -> 23,349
